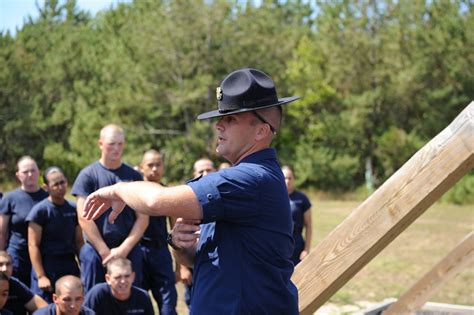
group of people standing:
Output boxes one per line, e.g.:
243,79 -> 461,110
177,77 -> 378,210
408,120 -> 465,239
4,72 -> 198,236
0,68 -> 313,315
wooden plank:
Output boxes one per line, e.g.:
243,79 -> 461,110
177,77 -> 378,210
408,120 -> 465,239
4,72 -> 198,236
292,101 -> 474,315
383,232 -> 474,315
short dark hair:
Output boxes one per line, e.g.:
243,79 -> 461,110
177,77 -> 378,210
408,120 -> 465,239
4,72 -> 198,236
43,166 -> 64,184
106,257 -> 132,274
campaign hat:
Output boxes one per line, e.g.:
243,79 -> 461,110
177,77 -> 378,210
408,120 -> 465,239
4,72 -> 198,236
197,68 -> 299,120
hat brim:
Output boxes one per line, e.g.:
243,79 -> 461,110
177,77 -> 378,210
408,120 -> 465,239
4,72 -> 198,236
197,96 -> 299,120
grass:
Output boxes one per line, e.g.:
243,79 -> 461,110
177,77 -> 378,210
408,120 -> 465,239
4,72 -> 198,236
308,196 -> 474,307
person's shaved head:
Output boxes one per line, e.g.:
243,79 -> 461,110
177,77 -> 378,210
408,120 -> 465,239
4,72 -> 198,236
55,275 -> 83,295
100,124 -> 124,139
98,124 -> 125,168
254,106 -> 282,132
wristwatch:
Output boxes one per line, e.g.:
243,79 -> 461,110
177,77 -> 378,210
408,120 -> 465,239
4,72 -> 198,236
166,233 -> 180,250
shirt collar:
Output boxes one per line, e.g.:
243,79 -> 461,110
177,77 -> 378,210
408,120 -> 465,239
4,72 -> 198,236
236,148 -> 277,165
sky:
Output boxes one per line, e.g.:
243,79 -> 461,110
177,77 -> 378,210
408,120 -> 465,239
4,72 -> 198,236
0,0 -> 130,35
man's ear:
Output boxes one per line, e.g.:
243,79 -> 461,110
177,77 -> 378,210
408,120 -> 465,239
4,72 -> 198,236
52,293 -> 58,303
255,124 -> 270,141
105,273 -> 111,285
130,272 -> 136,284
42,183 -> 49,192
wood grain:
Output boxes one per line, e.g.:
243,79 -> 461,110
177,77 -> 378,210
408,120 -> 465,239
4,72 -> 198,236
292,101 -> 474,314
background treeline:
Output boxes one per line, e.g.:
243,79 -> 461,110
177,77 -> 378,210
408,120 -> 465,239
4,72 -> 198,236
1,0 -> 473,203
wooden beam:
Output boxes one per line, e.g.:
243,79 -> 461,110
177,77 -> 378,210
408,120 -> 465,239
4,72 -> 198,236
292,101 -> 474,315
383,232 -> 474,315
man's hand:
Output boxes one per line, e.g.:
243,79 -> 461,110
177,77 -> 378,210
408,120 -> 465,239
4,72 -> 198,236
83,184 -> 126,223
102,246 -> 129,266
176,264 -> 193,285
171,218 -> 201,250
38,275 -> 52,292
300,249 -> 309,260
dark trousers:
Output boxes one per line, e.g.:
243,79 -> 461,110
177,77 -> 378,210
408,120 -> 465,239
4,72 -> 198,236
140,243 -> 177,315
7,246 -> 31,288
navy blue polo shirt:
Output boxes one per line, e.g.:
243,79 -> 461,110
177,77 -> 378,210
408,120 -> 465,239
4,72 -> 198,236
71,161 -> 142,247
83,283 -> 153,315
289,190 -> 312,236
187,148 -> 298,314
32,303 -> 95,315
25,199 -> 78,256
0,188 -> 49,250
5,276 -> 34,315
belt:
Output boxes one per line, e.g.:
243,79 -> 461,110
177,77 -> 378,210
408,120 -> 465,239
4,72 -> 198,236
140,238 -> 167,249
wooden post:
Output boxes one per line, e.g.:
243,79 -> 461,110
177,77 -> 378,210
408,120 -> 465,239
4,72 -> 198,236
383,232 -> 474,315
292,101 -> 474,315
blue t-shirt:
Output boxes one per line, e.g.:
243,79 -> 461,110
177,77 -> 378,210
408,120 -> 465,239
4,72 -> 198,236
289,190 -> 312,236
5,276 -> 34,315
32,303 -> 95,315
0,309 -> 13,315
187,148 -> 298,314
71,161 -> 142,247
83,283 -> 153,315
25,199 -> 78,256
0,188 -> 48,250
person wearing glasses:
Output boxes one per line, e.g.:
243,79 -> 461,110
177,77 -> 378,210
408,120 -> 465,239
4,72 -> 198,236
26,167 -> 83,303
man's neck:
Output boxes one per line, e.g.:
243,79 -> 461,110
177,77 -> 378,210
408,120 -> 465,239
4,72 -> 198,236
49,195 -> 65,206
233,144 -> 269,165
21,185 -> 39,193
112,290 -> 131,301
100,158 -> 122,170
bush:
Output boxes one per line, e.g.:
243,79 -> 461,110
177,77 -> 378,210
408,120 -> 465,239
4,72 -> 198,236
441,173 -> 474,205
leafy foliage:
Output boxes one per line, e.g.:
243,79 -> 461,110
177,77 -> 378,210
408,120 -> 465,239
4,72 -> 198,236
1,0 -> 472,202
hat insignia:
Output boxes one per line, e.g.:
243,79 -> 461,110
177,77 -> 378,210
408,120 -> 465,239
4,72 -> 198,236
216,87 -> 223,101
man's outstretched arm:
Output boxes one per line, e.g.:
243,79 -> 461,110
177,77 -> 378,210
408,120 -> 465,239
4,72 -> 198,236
83,181 -> 203,223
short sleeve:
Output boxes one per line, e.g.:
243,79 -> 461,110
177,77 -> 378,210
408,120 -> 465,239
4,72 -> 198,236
301,193 -> 311,213
25,203 -> 47,226
187,168 -> 260,224
71,170 -> 96,197
0,194 -> 12,215
10,277 -> 34,305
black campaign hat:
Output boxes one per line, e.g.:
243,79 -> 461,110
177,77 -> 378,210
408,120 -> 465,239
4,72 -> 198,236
197,68 -> 299,120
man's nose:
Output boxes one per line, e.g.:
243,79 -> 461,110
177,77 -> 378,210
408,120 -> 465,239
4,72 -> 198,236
215,118 -> 224,130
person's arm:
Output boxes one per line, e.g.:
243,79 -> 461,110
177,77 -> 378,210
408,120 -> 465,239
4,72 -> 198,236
83,181 -> 202,223
176,264 -> 193,285
28,222 -> 52,292
77,196 -> 110,261
0,214 -> 9,250
74,225 -> 84,257
102,213 -> 149,265
300,208 -> 312,260
25,294 -> 48,312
